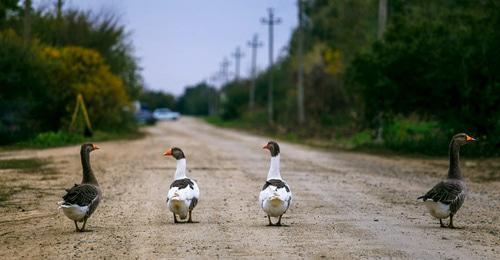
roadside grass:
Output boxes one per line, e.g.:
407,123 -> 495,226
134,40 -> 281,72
203,115 -> 494,158
0,158 -> 48,171
0,129 -> 145,151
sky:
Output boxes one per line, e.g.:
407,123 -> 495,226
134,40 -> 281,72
35,0 -> 298,96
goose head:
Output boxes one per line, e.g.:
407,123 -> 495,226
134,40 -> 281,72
164,147 -> 185,160
263,141 -> 280,157
81,143 -> 100,153
452,133 -> 477,146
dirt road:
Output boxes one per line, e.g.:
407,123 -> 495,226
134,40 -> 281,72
0,118 -> 498,259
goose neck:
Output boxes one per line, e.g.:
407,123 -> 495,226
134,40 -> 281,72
448,140 -> 462,179
174,158 -> 187,180
81,150 -> 98,185
267,154 -> 282,180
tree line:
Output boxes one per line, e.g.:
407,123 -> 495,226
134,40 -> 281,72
0,1 -> 147,144
177,0 -> 499,156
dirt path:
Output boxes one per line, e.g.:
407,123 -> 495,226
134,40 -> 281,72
0,117 -> 498,259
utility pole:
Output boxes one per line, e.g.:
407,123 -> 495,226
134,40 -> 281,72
231,47 -> 244,81
261,8 -> 281,124
376,0 -> 388,143
378,0 -> 388,40
209,73 -> 220,115
23,0 -> 32,45
297,0 -> 305,124
247,34 -> 263,109
220,58 -> 231,85
56,0 -> 64,19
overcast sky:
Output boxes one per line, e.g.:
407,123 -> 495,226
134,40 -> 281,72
35,0 -> 298,96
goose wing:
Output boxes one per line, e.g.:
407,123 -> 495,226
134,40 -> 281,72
167,178 -> 199,210
62,184 -> 99,207
170,178 -> 195,189
418,181 -> 466,214
262,179 -> 290,192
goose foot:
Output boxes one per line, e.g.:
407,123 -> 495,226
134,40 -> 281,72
267,215 -> 274,226
448,214 -> 457,229
439,219 -> 446,228
276,215 -> 283,226
74,221 -> 80,232
79,218 -> 88,232
187,211 -> 193,223
74,218 -> 88,232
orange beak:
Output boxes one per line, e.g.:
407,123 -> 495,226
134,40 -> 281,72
92,144 -> 100,150
466,135 -> 476,142
262,144 -> 269,150
164,148 -> 172,156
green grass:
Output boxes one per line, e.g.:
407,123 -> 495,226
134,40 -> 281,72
1,129 -> 145,151
203,115 -> 476,157
0,158 -> 48,171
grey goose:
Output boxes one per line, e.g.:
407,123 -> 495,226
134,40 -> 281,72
164,147 -> 200,223
59,143 -> 101,232
259,141 -> 292,226
418,133 -> 476,228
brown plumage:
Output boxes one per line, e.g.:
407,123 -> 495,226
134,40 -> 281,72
418,133 -> 476,228
60,143 -> 101,232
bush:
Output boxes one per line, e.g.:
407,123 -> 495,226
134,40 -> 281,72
24,131 -> 85,147
42,46 -> 133,131
0,29 -> 58,144
382,117 -> 449,155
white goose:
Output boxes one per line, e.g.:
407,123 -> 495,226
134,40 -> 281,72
259,141 -> 292,226
164,147 -> 200,223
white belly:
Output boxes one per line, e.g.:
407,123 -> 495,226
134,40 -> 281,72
262,197 -> 287,217
60,204 -> 88,222
424,201 -> 450,219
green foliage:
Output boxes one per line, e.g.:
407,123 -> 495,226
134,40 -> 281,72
42,46 -> 133,131
12,130 -> 144,149
0,0 -> 19,25
348,1 -> 500,155
8,8 -> 143,99
0,27 -> 137,145
382,117 -> 449,155
139,90 -> 176,110
220,81 -> 250,120
348,131 -> 373,148
0,29 -> 59,143
0,158 -> 47,171
205,0 -> 499,156
22,131 -> 85,147
177,82 -> 217,115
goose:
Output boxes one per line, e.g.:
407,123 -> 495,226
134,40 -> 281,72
164,147 -> 200,223
418,133 -> 476,228
58,143 -> 101,232
259,141 -> 292,226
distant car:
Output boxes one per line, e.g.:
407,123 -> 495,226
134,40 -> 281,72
153,108 -> 180,121
135,108 -> 156,125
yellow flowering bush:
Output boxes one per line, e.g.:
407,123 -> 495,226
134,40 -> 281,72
42,46 -> 132,130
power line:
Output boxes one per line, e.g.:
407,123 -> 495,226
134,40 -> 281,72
247,34 -> 263,109
261,7 -> 281,124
